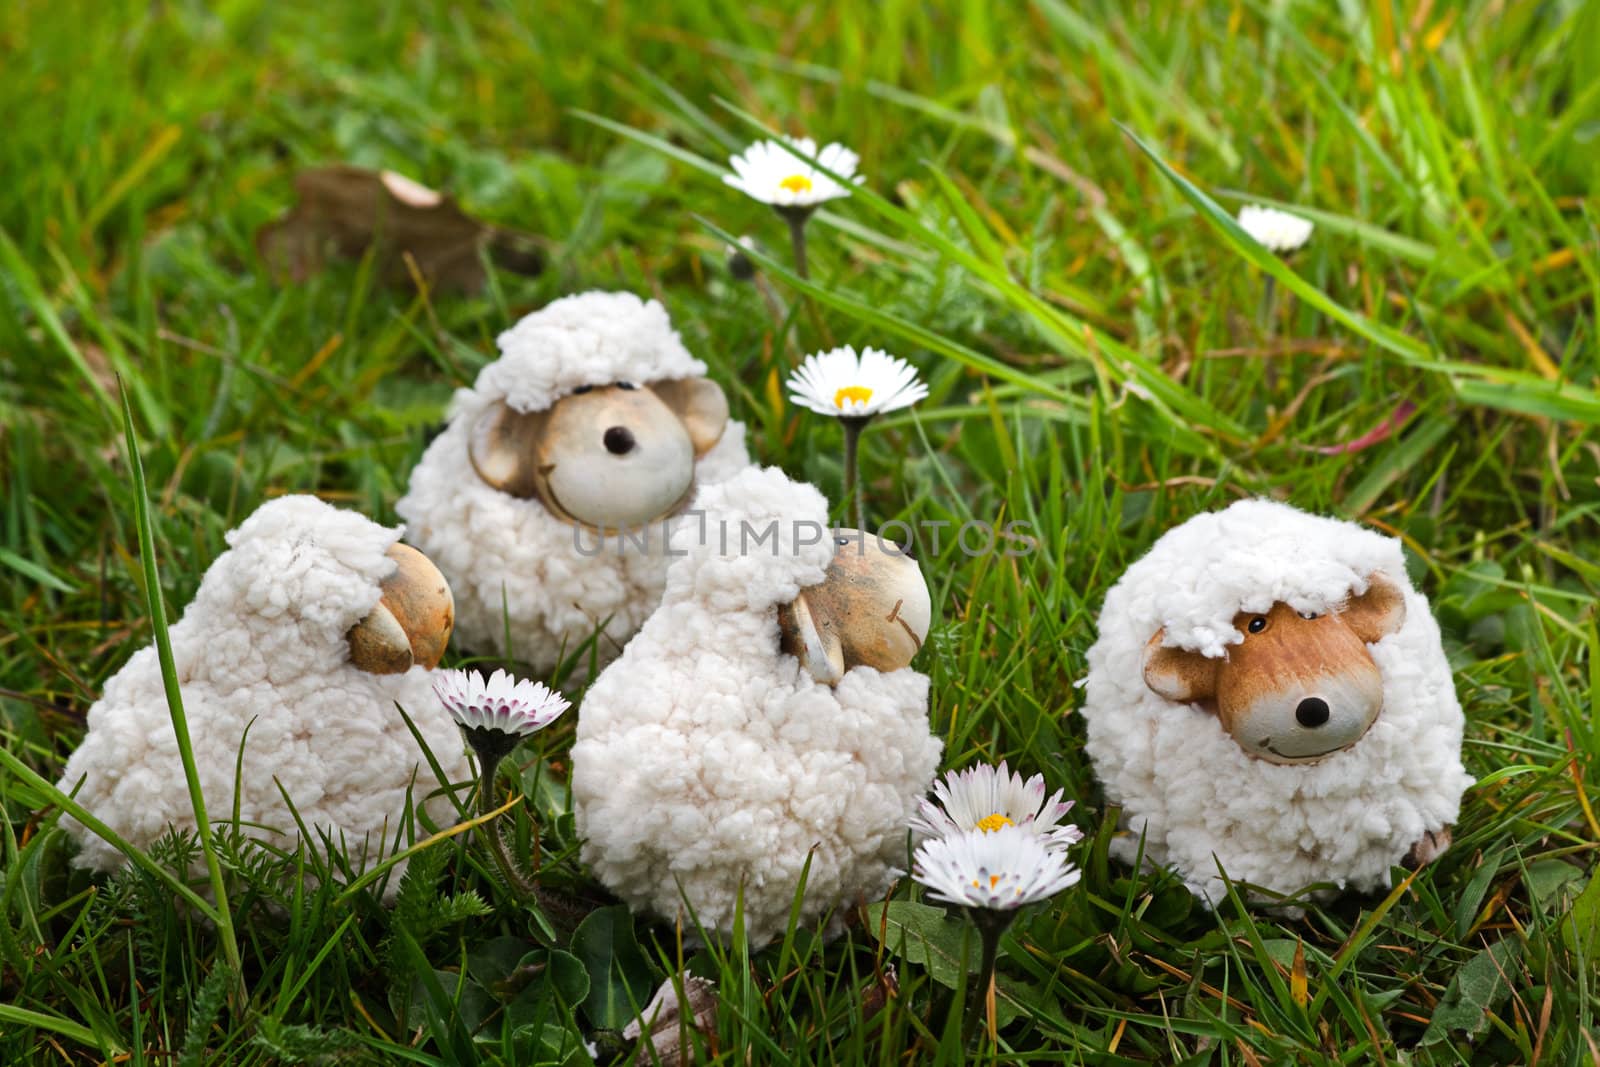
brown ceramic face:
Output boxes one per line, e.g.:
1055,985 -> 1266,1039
1212,604 -> 1385,762
346,543 -> 455,674
777,532 -> 931,685
1142,575 -> 1407,765
469,379 -> 729,531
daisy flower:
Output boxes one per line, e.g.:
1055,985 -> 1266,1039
910,761 -> 1083,851
434,667 -> 570,817
724,136 -> 862,280
433,668 -> 570,739
786,346 -> 927,531
1237,204 -> 1314,254
432,668 -> 568,892
787,346 -> 927,419
912,825 -> 1082,912
723,137 -> 861,209
913,825 -> 1081,1042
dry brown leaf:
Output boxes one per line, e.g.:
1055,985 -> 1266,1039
621,973 -> 717,1066
256,166 -> 542,294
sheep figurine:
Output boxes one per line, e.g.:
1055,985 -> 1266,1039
1081,499 -> 1471,905
571,467 -> 941,944
56,496 -> 472,891
396,290 -> 752,674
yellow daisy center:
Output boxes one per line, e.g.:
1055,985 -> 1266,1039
975,812 -> 1014,833
970,873 -> 1004,890
834,385 -> 873,409
779,174 -> 814,194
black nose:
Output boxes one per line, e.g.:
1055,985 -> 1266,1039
1296,697 -> 1331,728
603,426 -> 635,455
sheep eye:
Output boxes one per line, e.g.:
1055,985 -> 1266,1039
1247,616 -> 1267,634
1300,611 -> 1320,620
572,384 -> 595,395
616,381 -> 637,391
836,537 -> 850,547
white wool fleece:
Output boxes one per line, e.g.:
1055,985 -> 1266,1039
396,290 -> 752,673
571,467 -> 943,944
1081,499 -> 1471,905
56,496 -> 472,895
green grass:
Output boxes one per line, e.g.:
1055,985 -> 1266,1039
2,0 -> 1598,1062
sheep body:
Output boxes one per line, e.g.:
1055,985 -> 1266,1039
396,291 -> 750,673
56,497 -> 471,889
571,467 -> 941,943
1082,499 -> 1471,904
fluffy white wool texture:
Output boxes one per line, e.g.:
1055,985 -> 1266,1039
1082,499 -> 1471,904
571,467 -> 942,944
55,496 -> 472,895
396,290 -> 751,671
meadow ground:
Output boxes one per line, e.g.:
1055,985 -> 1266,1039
2,1 -> 1598,1063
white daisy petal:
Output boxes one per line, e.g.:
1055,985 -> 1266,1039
785,345 -> 927,419
432,668 -> 571,739
725,136 -> 862,208
1237,204 -> 1314,253
912,825 -> 1081,911
907,760 -> 1085,851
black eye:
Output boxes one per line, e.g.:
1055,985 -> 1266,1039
572,384 -> 595,395
836,538 -> 850,547
616,381 -> 637,391
1300,611 -> 1320,620
1247,616 -> 1267,634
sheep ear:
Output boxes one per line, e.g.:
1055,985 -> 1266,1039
650,379 -> 728,456
1341,572 -> 1407,643
347,602 -> 415,674
468,401 -> 553,499
1142,629 -> 1219,704
777,591 -> 845,686
346,544 -> 455,674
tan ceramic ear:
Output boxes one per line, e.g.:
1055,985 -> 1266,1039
347,601 -> 415,674
777,591 -> 845,685
468,402 -> 553,500
649,379 -> 729,456
1340,572 -> 1407,644
1142,630 -> 1221,704
347,544 -> 455,674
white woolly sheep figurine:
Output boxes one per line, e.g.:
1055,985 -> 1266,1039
1082,499 -> 1472,905
56,495 -> 472,893
571,466 -> 942,944
396,290 -> 752,674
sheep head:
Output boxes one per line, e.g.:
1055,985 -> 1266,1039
777,532 -> 931,685
468,379 -> 729,531
347,543 -> 455,674
1141,573 -> 1406,764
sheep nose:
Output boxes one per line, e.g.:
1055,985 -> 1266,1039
1296,697 -> 1331,728
603,426 -> 635,455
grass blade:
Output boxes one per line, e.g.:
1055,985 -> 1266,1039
116,379 -> 247,1003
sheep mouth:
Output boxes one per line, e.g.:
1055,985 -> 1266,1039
1262,740 -> 1347,762
539,463 -> 698,532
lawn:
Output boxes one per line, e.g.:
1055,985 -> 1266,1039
2,0 -> 1598,1063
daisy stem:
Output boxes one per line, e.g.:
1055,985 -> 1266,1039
841,416 -> 867,532
476,752 -> 502,819
784,210 -> 810,280
474,749 -> 538,898
964,911 -> 1013,1047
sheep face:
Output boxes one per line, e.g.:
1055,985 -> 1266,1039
468,379 -> 729,530
778,532 -> 931,685
346,543 -> 455,674
1141,573 -> 1406,764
